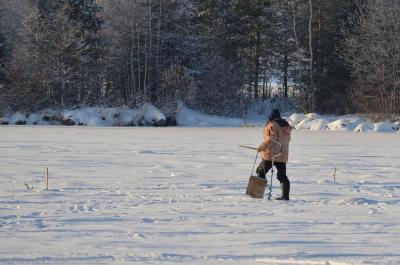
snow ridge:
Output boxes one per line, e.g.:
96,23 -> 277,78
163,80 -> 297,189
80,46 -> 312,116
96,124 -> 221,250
1,104 -> 399,133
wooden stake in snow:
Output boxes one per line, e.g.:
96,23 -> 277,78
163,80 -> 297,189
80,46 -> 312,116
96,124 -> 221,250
46,168 -> 49,190
333,167 -> 337,183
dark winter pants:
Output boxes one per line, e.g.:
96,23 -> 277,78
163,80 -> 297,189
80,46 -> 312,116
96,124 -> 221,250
256,160 -> 289,183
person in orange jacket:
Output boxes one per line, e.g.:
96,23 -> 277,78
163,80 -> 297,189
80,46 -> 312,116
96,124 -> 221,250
257,109 -> 292,200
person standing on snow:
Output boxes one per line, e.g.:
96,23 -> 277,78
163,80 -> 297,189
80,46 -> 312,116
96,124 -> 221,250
256,109 -> 292,200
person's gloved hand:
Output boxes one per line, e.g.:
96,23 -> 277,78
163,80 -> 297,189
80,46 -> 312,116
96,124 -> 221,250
257,145 -> 263,152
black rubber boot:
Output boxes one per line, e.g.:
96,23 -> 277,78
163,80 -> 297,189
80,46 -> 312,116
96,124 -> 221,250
276,181 -> 290,200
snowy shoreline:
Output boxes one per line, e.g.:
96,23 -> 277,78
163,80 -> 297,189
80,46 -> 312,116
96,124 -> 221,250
1,104 -> 399,133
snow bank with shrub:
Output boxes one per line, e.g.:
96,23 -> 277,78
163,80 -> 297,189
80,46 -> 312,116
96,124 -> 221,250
175,106 -> 399,133
1,103 -> 399,133
286,113 -> 399,133
176,106 -> 243,127
175,107 -> 399,133
1,104 -> 166,127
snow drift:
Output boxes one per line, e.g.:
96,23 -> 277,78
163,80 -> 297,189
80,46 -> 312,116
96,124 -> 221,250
1,103 -> 399,133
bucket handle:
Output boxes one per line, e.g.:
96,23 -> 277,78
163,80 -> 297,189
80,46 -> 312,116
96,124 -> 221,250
250,151 -> 259,177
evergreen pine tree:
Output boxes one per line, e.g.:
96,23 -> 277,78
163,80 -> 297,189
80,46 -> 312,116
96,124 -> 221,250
0,5 -> 7,88
0,33 -> 6,85
32,0 -> 105,106
311,0 -> 356,113
230,0 -> 273,98
65,0 -> 105,104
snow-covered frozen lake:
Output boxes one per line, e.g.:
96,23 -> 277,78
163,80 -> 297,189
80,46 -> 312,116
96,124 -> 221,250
0,126 -> 399,265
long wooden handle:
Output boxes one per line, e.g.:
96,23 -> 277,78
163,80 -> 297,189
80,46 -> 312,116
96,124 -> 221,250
239,145 -> 257,150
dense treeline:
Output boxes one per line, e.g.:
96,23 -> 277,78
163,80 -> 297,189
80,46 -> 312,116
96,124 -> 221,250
0,0 -> 399,118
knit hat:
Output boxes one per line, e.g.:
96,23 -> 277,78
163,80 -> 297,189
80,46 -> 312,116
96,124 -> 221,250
268,108 -> 281,121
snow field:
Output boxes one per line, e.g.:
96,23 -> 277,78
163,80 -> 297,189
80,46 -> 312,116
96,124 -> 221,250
0,127 -> 399,265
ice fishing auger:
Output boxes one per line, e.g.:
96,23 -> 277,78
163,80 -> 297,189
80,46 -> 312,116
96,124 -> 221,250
267,139 -> 283,200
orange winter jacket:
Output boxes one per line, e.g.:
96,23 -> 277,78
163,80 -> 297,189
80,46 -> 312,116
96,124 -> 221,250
258,119 -> 292,163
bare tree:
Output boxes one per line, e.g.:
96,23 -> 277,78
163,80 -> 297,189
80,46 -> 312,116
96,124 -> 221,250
158,62 -> 193,117
308,0 -> 315,111
191,55 -> 245,117
344,0 -> 400,117
0,0 -> 48,112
